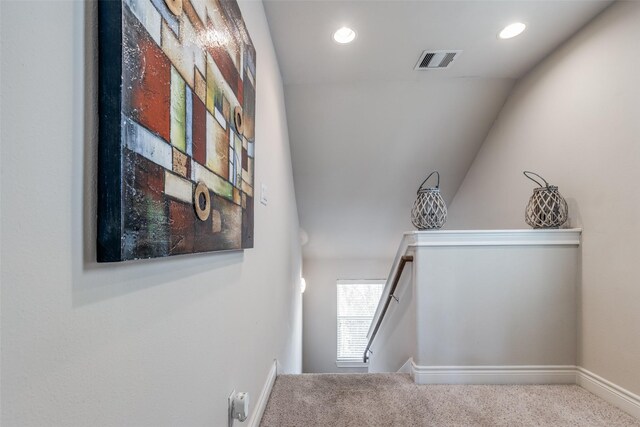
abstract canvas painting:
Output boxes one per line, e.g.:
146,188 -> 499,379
98,0 -> 256,262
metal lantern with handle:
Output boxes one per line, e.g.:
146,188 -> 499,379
411,171 -> 447,230
523,171 -> 568,229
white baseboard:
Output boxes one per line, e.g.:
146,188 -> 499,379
248,360 -> 277,427
577,367 -> 640,420
410,362 -> 577,385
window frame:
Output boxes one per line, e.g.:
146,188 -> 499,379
335,279 -> 386,367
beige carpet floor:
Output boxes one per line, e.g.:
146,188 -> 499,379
260,373 -> 640,427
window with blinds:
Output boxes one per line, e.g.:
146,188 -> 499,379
336,280 -> 385,363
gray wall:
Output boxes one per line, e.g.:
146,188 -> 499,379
448,1 -> 640,394
0,1 -> 302,425
302,258 -> 389,373
414,246 -> 577,366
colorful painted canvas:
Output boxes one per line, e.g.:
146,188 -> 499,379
98,0 -> 256,261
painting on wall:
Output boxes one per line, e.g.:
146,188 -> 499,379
98,0 -> 256,262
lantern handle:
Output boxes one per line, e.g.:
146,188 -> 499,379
417,171 -> 440,193
523,171 -> 549,188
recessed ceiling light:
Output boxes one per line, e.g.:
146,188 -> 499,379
333,27 -> 356,44
499,22 -> 526,39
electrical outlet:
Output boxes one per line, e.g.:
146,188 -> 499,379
260,183 -> 268,205
229,390 -> 249,426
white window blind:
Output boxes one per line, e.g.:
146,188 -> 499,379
336,281 -> 385,362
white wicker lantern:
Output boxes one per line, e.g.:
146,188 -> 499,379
411,171 -> 447,230
524,171 -> 568,229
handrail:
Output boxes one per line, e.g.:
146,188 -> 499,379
363,255 -> 413,363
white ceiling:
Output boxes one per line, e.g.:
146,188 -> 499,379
264,0 -> 611,259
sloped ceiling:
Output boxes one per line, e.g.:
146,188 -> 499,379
264,0 -> 611,259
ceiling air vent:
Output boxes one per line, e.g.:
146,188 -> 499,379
415,50 -> 462,70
